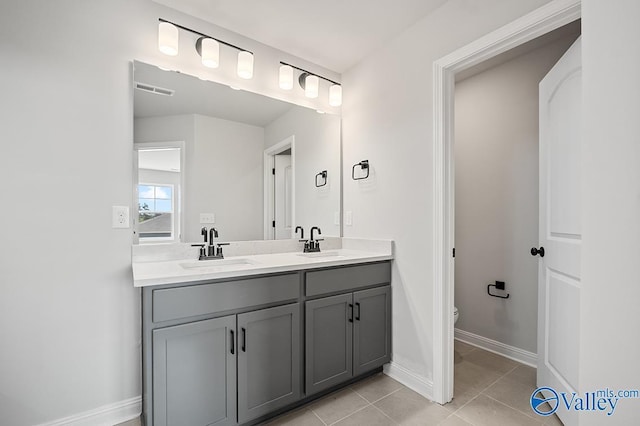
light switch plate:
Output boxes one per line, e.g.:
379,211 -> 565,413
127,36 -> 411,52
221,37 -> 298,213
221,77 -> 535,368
200,213 -> 215,224
112,206 -> 130,228
345,211 -> 353,226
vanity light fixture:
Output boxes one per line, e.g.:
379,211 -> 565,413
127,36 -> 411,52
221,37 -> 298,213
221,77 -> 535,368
158,18 -> 254,79
329,84 -> 343,107
304,74 -> 319,98
158,21 -> 179,56
198,38 -> 219,68
279,64 -> 294,90
279,61 -> 342,106
237,51 -> 254,79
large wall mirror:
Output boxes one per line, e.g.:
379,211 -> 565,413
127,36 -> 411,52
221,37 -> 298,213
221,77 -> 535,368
133,61 -> 341,243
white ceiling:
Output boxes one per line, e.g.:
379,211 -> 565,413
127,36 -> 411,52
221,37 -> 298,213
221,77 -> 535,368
152,0 -> 449,73
134,61 -> 293,126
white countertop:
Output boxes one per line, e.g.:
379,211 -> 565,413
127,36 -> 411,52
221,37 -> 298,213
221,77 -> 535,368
132,239 -> 393,287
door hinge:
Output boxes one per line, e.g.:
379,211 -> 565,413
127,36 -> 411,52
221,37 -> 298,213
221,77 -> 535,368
453,248 -> 456,258
272,220 -> 276,228
272,168 -> 275,175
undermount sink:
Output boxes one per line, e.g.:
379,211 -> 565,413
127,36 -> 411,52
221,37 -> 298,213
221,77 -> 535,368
297,251 -> 346,259
179,258 -> 257,270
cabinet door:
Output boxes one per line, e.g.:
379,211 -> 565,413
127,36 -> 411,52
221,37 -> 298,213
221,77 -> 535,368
305,293 -> 353,395
153,316 -> 236,426
353,286 -> 391,375
237,303 -> 300,423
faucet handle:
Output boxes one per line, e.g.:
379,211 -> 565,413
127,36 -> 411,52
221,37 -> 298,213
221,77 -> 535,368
215,242 -> 229,258
191,243 -> 207,258
201,227 -> 208,243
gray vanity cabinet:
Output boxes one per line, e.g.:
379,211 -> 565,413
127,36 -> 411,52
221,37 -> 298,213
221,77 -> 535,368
237,303 -> 300,423
144,262 -> 391,425
304,262 -> 392,396
353,286 -> 392,375
305,293 -> 354,395
152,316 -> 236,426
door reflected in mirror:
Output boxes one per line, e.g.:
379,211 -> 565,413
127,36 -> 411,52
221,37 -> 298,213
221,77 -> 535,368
133,61 -> 341,243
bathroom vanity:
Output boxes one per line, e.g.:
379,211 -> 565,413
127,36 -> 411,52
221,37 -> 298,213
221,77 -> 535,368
134,239 -> 393,426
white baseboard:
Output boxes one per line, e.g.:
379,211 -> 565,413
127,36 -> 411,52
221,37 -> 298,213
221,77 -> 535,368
455,328 -> 537,368
383,362 -> 434,401
37,396 -> 141,426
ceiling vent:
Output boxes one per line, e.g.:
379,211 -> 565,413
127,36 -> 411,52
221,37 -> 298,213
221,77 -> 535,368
135,82 -> 175,96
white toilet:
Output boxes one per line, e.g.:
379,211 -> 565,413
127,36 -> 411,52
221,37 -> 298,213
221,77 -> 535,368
454,306 -> 459,325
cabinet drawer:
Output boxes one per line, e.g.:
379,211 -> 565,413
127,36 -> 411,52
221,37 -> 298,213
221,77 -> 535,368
305,262 -> 391,297
153,274 -> 299,323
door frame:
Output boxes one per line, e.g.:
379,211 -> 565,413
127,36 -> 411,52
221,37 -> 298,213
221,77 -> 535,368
263,135 -> 296,240
431,0 -> 581,405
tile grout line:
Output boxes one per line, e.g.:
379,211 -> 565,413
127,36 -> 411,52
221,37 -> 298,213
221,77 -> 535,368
369,387 -> 403,404
352,386 -> 403,405
326,402 -> 372,425
481,391 -> 543,422
448,363 -> 520,416
441,412 -> 479,426
481,393 -> 546,424
369,401 -> 400,425
308,407 -> 329,426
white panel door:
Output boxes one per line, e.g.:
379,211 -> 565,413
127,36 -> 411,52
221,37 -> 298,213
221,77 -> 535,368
274,154 -> 292,239
536,37 -> 581,426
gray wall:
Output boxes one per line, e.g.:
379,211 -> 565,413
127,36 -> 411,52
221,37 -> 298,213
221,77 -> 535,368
135,114 -> 265,242
454,35 -> 578,353
265,107 -> 341,237
192,114 -> 264,242
341,0 -> 552,382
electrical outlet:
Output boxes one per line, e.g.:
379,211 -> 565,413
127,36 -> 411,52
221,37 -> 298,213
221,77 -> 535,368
200,213 -> 215,224
112,206 -> 130,228
334,211 -> 340,225
345,211 -> 353,226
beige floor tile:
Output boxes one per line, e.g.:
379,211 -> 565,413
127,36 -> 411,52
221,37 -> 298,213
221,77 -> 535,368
333,405 -> 396,426
483,372 -> 538,416
444,389 -> 480,412
437,414 -> 474,426
454,359 -> 503,395
456,394 -> 543,426
454,340 -> 477,356
462,349 -> 520,375
350,373 -> 404,403
264,407 -> 325,426
375,387 -> 451,425
309,388 -> 369,425
542,413 -> 564,425
114,417 -> 141,426
505,364 -> 537,388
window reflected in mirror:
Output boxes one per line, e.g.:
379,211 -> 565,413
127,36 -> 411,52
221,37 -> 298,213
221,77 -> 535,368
135,146 -> 182,243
